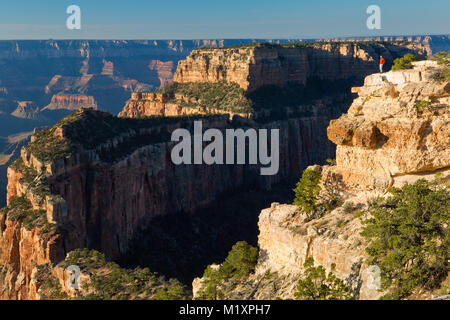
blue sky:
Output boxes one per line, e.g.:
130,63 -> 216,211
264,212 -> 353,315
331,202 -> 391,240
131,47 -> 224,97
0,0 -> 448,39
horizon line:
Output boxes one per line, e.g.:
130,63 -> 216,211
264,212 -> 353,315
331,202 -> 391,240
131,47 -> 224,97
0,33 -> 448,42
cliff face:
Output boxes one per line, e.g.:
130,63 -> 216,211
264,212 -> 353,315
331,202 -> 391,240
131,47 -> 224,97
43,94 -> 98,111
174,42 -> 426,91
0,216 -> 63,299
119,91 -> 227,118
0,101 -> 341,298
256,202 -> 378,299
148,60 -> 175,87
120,42 -> 426,118
0,39 -> 260,116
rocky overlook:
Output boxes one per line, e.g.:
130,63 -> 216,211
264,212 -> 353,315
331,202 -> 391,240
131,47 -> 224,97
328,60 -> 449,190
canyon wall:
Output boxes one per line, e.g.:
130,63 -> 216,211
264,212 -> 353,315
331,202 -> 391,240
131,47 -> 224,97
11,101 -> 40,119
121,42 -> 427,118
173,42 -> 426,91
325,35 -> 450,55
0,39 -> 269,206
0,43 -> 440,299
0,106 -> 341,298
0,39 -> 256,117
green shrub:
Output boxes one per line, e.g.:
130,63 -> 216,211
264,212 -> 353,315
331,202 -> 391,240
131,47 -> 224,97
391,53 -> 419,70
429,67 -> 450,83
35,264 -> 68,300
335,218 -> 347,228
324,198 -> 344,212
196,241 -> 259,300
156,81 -> 254,113
432,51 -> 450,66
294,258 -> 353,300
1,195 -> 55,235
415,100 -> 432,113
152,279 -> 187,300
61,248 -> 189,300
25,126 -> 73,162
10,157 -> 25,171
361,179 -> 449,299
342,201 -> 356,214
293,169 -> 322,214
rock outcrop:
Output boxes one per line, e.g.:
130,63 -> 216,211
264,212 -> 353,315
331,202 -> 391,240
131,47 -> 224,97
256,202 -> 378,300
174,42 -> 426,91
121,42 -> 427,118
11,101 -> 40,119
43,94 -> 98,111
327,60 -> 450,191
120,91 -> 236,117
148,60 -> 175,87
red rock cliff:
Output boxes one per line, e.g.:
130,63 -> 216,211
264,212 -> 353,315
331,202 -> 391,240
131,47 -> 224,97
43,94 -> 98,111
1,95 -> 348,298
120,42 -> 427,118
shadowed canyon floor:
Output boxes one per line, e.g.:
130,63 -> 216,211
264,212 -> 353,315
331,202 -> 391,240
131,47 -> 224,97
117,184 -> 293,285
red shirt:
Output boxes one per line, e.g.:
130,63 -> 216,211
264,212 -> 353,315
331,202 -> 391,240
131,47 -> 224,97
380,57 -> 386,65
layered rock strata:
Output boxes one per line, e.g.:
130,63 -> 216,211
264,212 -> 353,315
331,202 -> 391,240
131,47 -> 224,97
120,42 -> 426,118
43,94 -> 98,111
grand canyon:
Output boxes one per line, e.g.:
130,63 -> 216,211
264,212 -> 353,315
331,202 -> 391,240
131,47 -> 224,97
0,35 -> 448,301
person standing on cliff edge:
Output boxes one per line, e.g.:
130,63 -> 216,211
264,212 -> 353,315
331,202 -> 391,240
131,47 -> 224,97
379,55 -> 386,73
